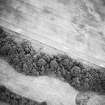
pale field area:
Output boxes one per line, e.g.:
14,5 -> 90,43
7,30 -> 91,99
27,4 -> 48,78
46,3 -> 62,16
0,58 -> 78,105
0,0 -> 105,67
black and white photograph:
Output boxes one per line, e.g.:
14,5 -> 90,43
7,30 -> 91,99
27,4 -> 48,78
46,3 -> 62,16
0,0 -> 105,105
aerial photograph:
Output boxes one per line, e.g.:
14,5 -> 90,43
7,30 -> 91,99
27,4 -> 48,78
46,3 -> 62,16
0,0 -> 105,105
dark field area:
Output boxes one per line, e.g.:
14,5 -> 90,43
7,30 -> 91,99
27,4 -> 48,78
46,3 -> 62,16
0,27 -> 105,105
0,86 -> 47,105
